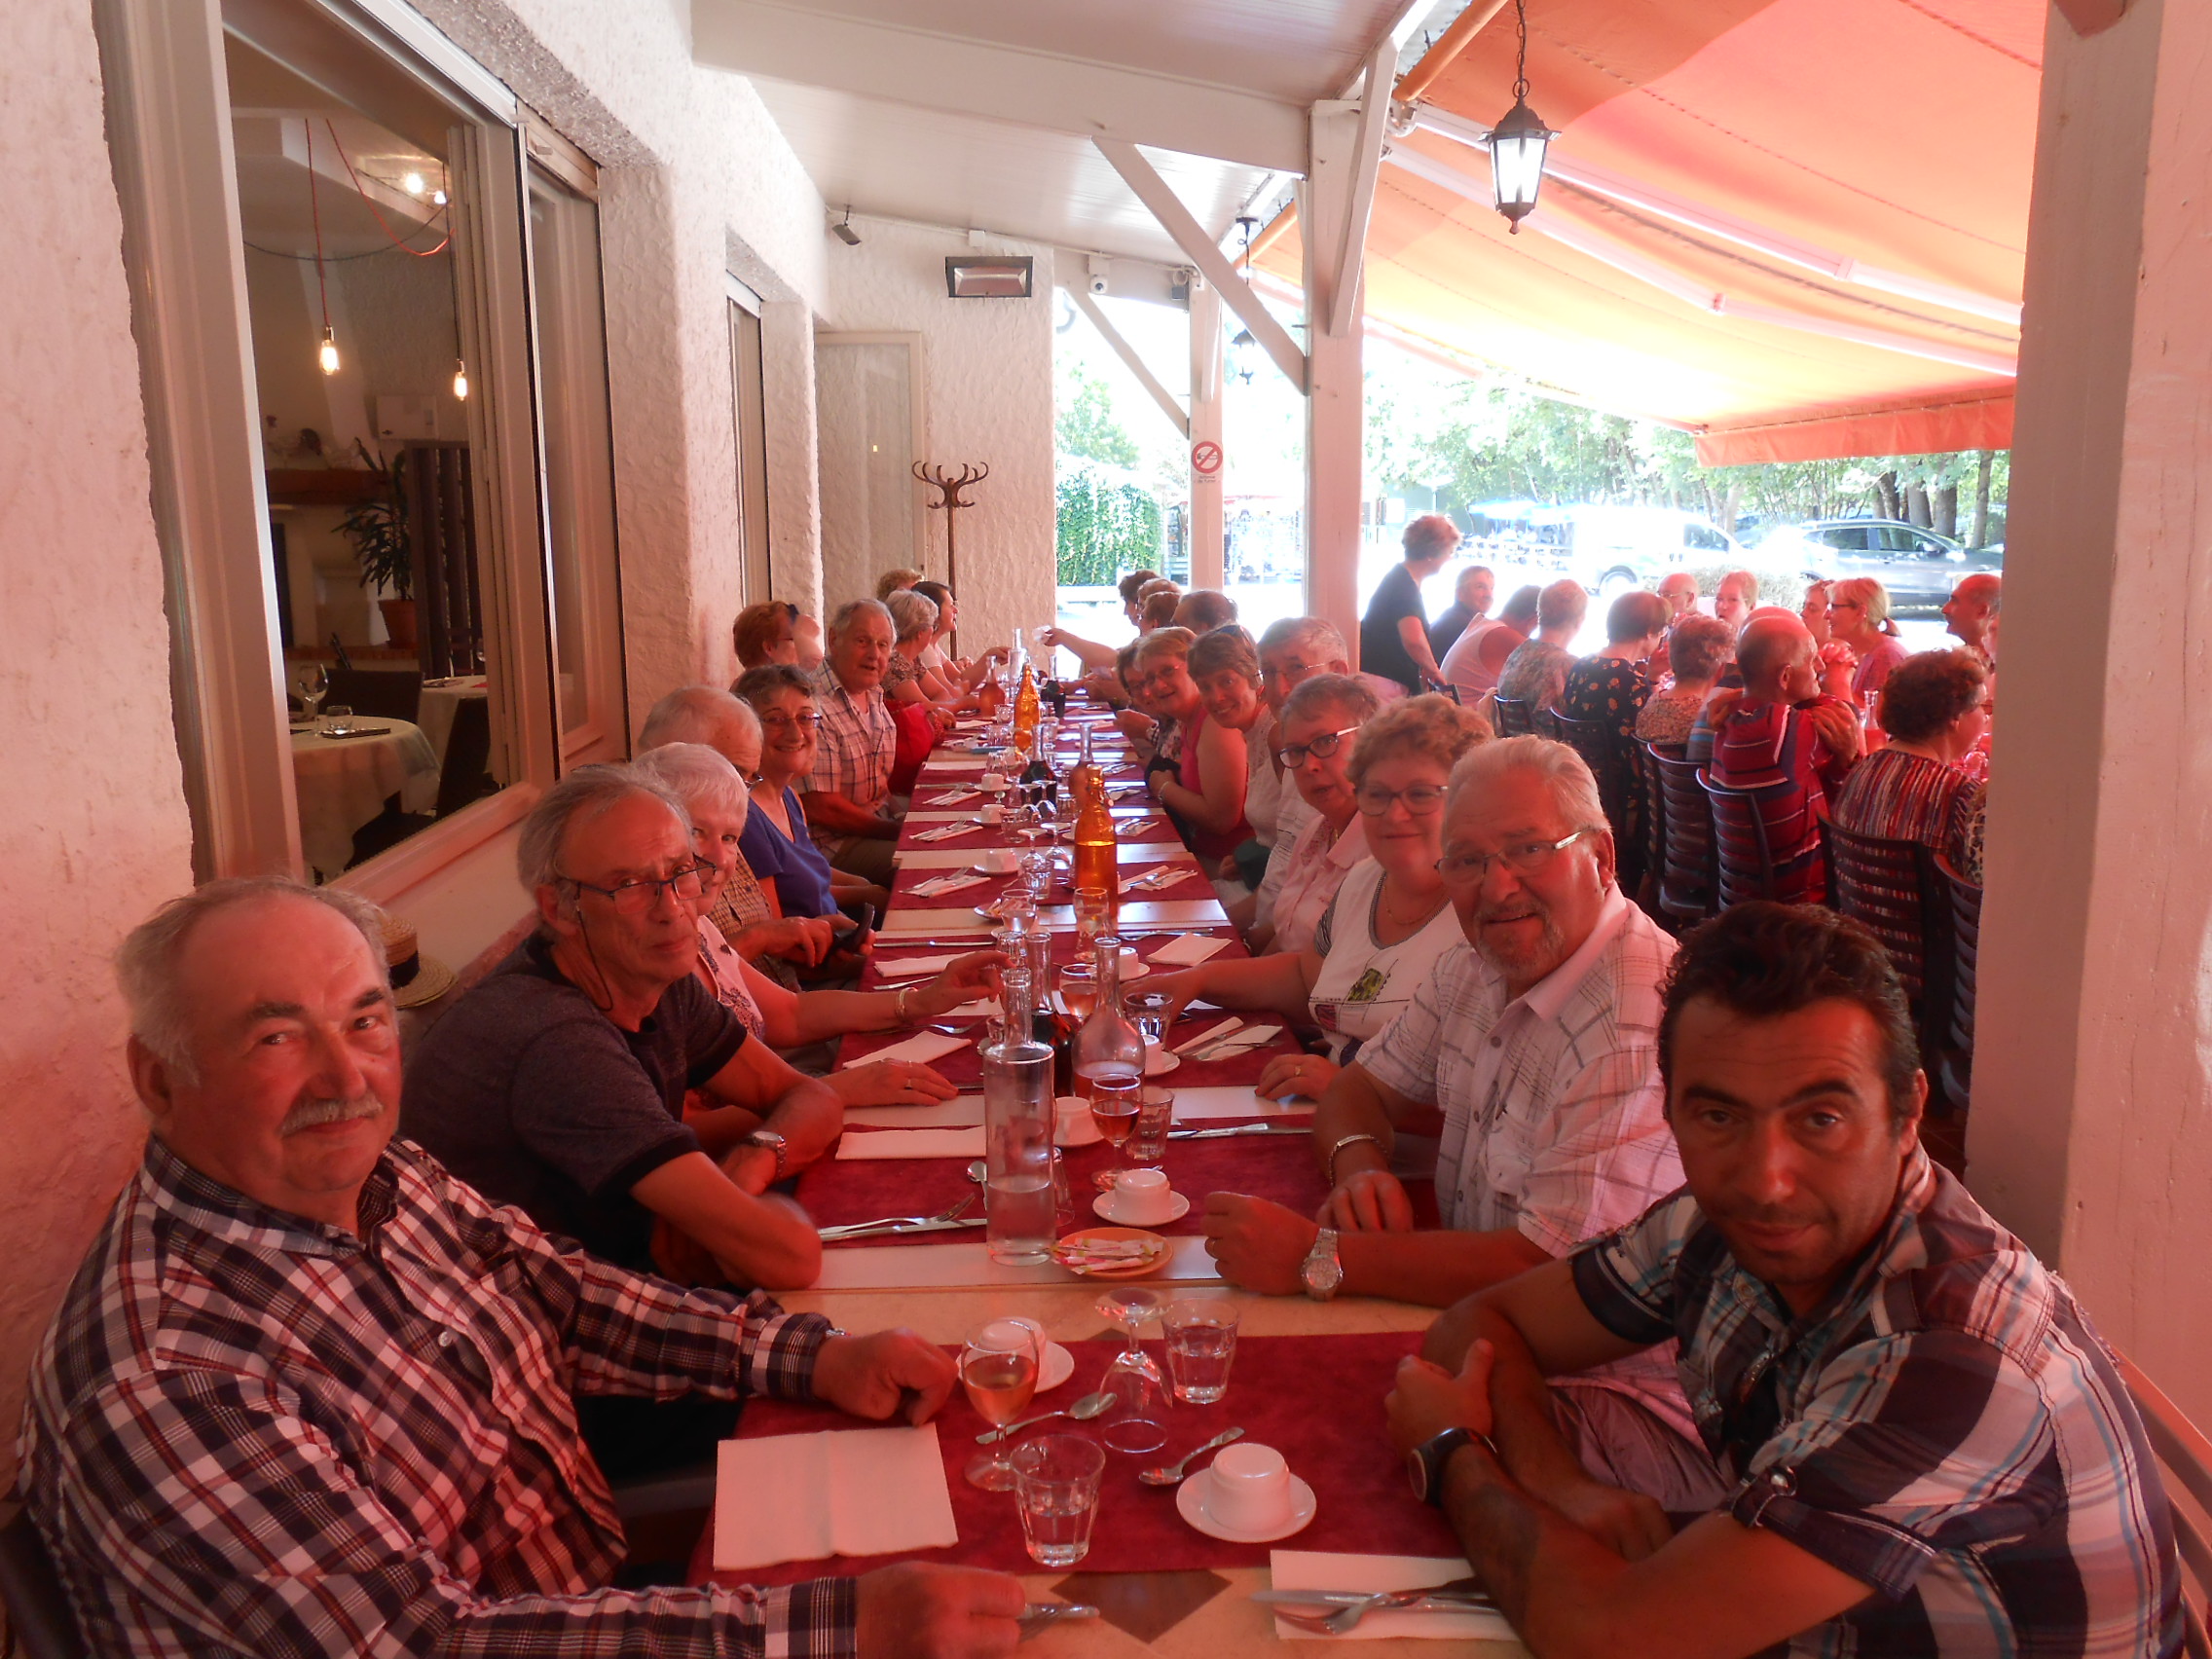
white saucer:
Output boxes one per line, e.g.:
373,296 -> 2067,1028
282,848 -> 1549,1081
1174,1468 -> 1318,1542
1038,1341 -> 1076,1392
1093,1191 -> 1189,1225
1144,1048 -> 1180,1077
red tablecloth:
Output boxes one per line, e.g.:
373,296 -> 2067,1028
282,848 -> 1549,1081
694,1332 -> 1463,1587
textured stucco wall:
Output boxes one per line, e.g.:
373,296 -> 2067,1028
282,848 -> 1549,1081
411,0 -> 830,705
0,1 -> 196,1491
822,219 -> 1057,653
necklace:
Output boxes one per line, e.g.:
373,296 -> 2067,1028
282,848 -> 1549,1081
1378,873 -> 1449,931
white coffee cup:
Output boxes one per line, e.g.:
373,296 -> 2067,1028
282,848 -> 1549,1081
980,847 -> 1018,874
1111,1167 -> 1178,1224
979,803 -> 1004,826
1206,1442 -> 1294,1532
980,771 -> 1008,793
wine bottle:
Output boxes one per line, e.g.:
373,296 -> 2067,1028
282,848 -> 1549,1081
1014,663 -> 1041,747
1073,732 -> 1118,907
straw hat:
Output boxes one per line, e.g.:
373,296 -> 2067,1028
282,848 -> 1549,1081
380,914 -> 456,1009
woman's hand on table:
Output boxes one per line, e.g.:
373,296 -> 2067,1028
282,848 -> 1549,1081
858,1562 -> 1025,1659
1317,1168 -> 1418,1233
813,1327 -> 957,1423
914,950 -> 1005,1017
1200,1194 -> 1318,1296
830,1060 -> 959,1108
1256,1051 -> 1340,1101
739,915 -> 837,967
1145,968 -> 1206,1024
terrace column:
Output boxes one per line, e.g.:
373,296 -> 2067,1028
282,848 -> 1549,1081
1969,0 -> 2212,1420
1186,276 -> 1225,590
1303,100 -> 1368,663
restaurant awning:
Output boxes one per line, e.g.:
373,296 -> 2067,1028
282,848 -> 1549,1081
1260,0 -> 2040,463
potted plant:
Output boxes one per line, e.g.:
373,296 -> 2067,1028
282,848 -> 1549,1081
338,441 -> 416,648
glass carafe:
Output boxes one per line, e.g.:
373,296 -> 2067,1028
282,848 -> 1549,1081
981,976 -> 1055,1264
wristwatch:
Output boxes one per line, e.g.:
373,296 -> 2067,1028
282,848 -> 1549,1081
1300,1227 -> 1343,1301
743,1128 -> 790,1182
1405,1425 -> 1496,1507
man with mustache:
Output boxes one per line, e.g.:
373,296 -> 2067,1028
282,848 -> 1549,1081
1204,738 -> 1693,1481
20,877 -> 1024,1658
1384,903 -> 2182,1658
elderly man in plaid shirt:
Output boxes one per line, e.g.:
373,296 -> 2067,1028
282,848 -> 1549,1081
800,600 -> 904,888
1389,903 -> 2183,1659
1204,737 -> 1699,1490
18,878 -> 1023,1658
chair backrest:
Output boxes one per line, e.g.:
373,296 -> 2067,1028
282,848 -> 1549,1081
1648,744 -> 1718,923
326,666 -> 423,725
0,1505 -> 85,1659
1935,851 -> 1983,1067
1550,705 -> 1637,865
1530,704 -> 1563,742
1491,694 -> 1532,738
1635,742 -> 1669,912
1825,816 -> 1944,1014
431,693 -> 494,819
2117,1355 -> 2212,1659
1698,770 -> 1796,907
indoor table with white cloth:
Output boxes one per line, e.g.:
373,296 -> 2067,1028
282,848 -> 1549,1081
288,716 -> 438,878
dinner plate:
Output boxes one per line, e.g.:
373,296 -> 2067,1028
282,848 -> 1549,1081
1051,1226 -> 1169,1278
1175,1469 -> 1318,1543
1092,1191 -> 1189,1226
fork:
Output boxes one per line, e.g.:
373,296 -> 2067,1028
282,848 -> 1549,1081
1263,1586 -> 1496,1635
817,1193 -> 976,1239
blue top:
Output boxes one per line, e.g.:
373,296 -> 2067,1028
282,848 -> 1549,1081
739,785 -> 837,917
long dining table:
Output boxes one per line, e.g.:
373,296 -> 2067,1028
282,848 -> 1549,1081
694,693 -> 1524,1658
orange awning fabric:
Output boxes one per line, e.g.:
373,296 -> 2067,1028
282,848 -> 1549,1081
1262,0 -> 2040,462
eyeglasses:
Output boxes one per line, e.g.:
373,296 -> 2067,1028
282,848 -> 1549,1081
1355,783 -> 1448,817
558,863 -> 709,915
1829,599 -> 1865,612
1275,725 -> 1361,768
1129,666 -> 1186,695
760,710 -> 822,731
1435,827 -> 1594,887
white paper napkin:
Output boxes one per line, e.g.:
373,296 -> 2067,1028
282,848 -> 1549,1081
928,788 -> 981,806
931,756 -> 988,770
872,951 -> 962,977
1267,1551 -> 1516,1642
840,1030 -> 971,1069
1149,934 -> 1232,967
842,1096 -> 985,1129
914,822 -> 988,842
911,872 -> 990,898
834,1125 -> 986,1161
715,1425 -> 959,1569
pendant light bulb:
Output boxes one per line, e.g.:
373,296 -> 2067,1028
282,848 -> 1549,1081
317,326 -> 341,377
403,169 -> 426,196
432,189 -> 448,206
451,357 -> 470,401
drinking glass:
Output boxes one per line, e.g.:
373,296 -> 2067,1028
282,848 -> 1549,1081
1088,1073 -> 1141,1191
296,665 -> 327,721
1019,849 -> 1053,901
1074,885 -> 1111,947
962,1318 -> 1044,1490
321,704 -> 353,729
1124,989 -> 1172,1049
1013,1435 -> 1106,1567
1129,1086 -> 1173,1169
1162,1298 -> 1241,1404
1094,1288 -> 1169,1455
1057,959 -> 1098,1023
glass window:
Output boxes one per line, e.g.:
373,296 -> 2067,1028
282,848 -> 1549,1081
730,291 -> 772,605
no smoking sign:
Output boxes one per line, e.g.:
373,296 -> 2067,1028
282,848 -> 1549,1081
1191,439 -> 1223,477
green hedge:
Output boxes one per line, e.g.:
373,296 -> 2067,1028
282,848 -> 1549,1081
1057,461 -> 1162,585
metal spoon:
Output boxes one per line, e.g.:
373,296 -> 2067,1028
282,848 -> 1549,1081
977,1388 -> 1116,1444
967,1158 -> 988,1184
1137,1426 -> 1244,1486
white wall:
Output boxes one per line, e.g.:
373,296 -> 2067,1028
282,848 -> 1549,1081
0,1 -> 197,1493
821,218 -> 1057,652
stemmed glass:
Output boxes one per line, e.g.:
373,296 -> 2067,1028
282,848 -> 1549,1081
297,665 -> 327,723
962,1317 -> 1045,1490
1093,1289 -> 1169,1455
1088,1074 -> 1142,1192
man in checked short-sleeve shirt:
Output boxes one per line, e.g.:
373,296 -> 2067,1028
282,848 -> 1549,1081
1388,903 -> 2182,1659
18,878 -> 1021,1659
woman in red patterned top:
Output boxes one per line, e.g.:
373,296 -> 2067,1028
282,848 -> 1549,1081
1832,648 -> 1989,857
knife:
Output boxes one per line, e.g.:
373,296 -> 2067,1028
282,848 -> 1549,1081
1173,1017 -> 1244,1055
1251,1584 -> 1495,1608
818,1217 -> 986,1241
1168,1124 -> 1309,1139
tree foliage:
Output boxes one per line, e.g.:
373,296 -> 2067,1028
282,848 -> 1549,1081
1056,458 -> 1162,584
1055,359 -> 1140,468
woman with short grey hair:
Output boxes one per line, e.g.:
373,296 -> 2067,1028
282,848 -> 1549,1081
630,743 -> 999,1108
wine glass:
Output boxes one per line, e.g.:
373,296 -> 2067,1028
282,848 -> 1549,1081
1057,959 -> 1098,1024
1088,1073 -> 1142,1192
297,665 -> 327,723
962,1317 -> 1045,1490
1093,1289 -> 1169,1456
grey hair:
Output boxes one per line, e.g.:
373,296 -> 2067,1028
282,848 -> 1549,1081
1446,735 -> 1609,837
1258,615 -> 1349,663
639,684 -> 759,752
116,877 -> 389,1084
516,763 -> 690,901
829,598 -> 893,641
883,587 -> 940,644
1281,671 -> 1382,728
631,742 -> 753,833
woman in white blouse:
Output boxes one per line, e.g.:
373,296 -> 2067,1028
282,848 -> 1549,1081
1150,694 -> 1490,1101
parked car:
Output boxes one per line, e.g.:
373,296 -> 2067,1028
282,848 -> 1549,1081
1527,504 -> 1831,599
1758,518 -> 2003,615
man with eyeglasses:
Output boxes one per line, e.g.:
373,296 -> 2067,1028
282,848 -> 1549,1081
1386,903 -> 2181,1658
801,598 -> 903,887
1205,738 -> 1692,1467
403,764 -> 844,1476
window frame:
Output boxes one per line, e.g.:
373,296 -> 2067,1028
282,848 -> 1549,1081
95,0 -> 621,903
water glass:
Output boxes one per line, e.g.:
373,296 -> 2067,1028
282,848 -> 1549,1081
1020,849 -> 1053,900
1013,1435 -> 1106,1567
1129,1086 -> 1173,1167
1074,884 -> 1111,945
1162,1298 -> 1240,1405
1124,989 -> 1172,1048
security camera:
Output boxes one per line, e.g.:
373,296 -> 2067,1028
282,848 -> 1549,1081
1088,273 -> 1111,294
1087,253 -> 1110,295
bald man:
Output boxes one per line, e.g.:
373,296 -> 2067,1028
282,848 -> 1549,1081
1942,571 -> 2002,665
1705,615 -> 1862,904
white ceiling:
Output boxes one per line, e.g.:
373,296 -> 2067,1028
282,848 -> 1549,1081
696,0 -> 1452,270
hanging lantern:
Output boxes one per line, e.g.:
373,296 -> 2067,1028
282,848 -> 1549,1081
451,356 -> 469,400
1487,0 -> 1558,232
318,325 -> 341,377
